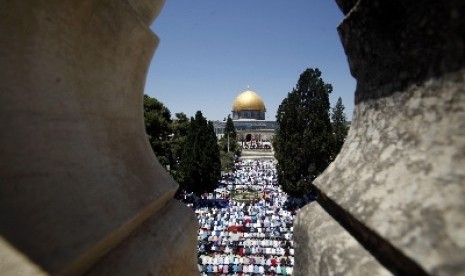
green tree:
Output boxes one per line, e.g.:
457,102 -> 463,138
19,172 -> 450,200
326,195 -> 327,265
143,95 -> 172,168
203,120 -> 222,190
274,68 -> 333,196
221,116 -> 238,152
220,151 -> 236,173
331,97 -> 348,158
219,116 -> 241,172
179,111 -> 221,195
170,112 -> 189,182
218,116 -> 241,167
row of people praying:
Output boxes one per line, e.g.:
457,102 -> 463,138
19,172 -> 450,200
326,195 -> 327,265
181,159 -> 297,275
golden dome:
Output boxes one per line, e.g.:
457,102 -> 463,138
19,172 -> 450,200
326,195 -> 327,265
232,89 -> 266,112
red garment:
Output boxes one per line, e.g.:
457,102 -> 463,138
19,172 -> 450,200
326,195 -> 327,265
238,247 -> 244,256
271,258 -> 277,267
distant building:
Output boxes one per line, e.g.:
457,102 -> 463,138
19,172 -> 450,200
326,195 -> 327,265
214,87 -> 278,149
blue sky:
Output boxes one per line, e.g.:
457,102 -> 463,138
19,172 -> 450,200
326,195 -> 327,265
145,0 -> 355,121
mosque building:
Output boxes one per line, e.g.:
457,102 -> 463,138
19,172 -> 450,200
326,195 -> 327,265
214,87 -> 278,149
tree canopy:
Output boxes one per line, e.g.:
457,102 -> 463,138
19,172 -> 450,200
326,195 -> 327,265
331,97 -> 348,158
143,95 -> 172,168
220,116 -> 241,153
170,112 -> 189,182
273,68 -> 333,196
219,115 -> 241,172
179,111 -> 221,195
143,96 -> 222,195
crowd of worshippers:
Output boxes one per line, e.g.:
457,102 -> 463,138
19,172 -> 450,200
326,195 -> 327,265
180,159 -> 297,275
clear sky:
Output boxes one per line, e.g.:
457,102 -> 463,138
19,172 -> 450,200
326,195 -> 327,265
145,0 -> 356,122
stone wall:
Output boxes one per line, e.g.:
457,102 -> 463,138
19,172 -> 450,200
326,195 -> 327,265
295,0 -> 465,275
0,1 -> 198,275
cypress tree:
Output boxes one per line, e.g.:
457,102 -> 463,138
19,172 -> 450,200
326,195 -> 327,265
220,115 -> 240,155
179,111 -> 221,195
331,97 -> 348,158
219,115 -> 240,172
203,121 -> 221,191
274,68 -> 333,196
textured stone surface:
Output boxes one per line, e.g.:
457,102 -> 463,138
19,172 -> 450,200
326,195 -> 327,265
126,0 -> 166,24
0,237 -> 47,276
334,0 -> 357,15
295,0 -> 465,275
294,203 -> 391,276
86,200 -> 199,276
0,1 -> 197,275
315,70 -> 465,275
338,0 -> 465,103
